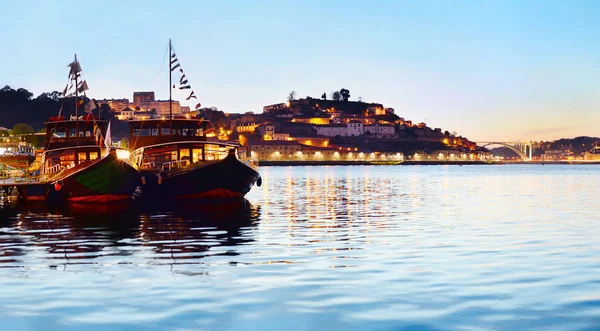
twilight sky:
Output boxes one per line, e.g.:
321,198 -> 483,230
1,0 -> 599,141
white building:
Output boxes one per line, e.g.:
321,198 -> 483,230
262,125 -> 290,141
314,122 -> 395,138
364,124 -> 395,138
97,98 -> 130,111
347,121 -> 364,136
315,122 -> 364,137
315,124 -> 347,137
143,100 -> 181,116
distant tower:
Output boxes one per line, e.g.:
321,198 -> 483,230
321,92 -> 326,100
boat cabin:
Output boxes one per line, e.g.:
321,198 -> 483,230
40,117 -> 107,177
128,118 -> 242,171
128,118 -> 209,151
44,116 -> 107,150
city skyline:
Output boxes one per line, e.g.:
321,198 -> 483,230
1,0 -> 599,141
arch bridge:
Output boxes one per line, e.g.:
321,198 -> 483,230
476,141 -> 533,161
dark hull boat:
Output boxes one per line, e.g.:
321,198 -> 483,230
17,55 -> 141,204
140,150 -> 260,200
49,151 -> 141,203
129,39 -> 261,203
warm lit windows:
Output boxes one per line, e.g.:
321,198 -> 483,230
78,152 -> 87,162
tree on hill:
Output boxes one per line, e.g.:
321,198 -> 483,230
340,88 -> 350,101
332,91 -> 342,101
0,85 -> 34,105
287,91 -> 297,102
12,123 -> 35,135
36,91 -> 62,101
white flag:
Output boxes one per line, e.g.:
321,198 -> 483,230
77,80 -> 89,93
84,99 -> 96,113
105,121 -> 112,153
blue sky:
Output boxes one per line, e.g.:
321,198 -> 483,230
1,0 -> 599,141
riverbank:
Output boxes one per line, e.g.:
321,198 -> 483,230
504,160 -> 600,165
257,160 -> 493,166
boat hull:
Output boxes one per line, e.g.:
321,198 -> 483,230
50,152 -> 141,203
140,154 -> 260,201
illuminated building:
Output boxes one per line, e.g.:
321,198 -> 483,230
133,91 -> 155,105
97,98 -> 130,112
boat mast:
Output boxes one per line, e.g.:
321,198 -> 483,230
169,39 -> 173,136
74,54 -> 79,144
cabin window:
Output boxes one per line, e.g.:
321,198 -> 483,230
60,152 -> 75,162
134,129 -> 152,136
161,128 -> 171,135
78,152 -> 87,162
180,149 -> 190,161
60,151 -> 76,169
89,152 -> 98,160
205,144 -> 229,161
52,127 -> 67,138
192,148 -> 203,162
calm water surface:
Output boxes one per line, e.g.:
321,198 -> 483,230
1,165 -> 600,330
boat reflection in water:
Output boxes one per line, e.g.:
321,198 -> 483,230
0,199 -> 261,269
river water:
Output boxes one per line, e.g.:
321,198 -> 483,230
1,165 -> 599,330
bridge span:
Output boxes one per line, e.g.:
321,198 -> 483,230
476,141 -> 533,161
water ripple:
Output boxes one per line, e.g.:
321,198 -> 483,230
0,165 -> 599,330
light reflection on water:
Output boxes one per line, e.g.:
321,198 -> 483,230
1,165 -> 600,330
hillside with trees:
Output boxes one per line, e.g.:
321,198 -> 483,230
0,85 -> 129,140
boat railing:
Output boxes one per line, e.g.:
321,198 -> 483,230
45,163 -> 63,175
141,162 -> 157,170
161,159 -> 190,171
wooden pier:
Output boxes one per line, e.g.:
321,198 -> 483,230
0,178 -> 44,195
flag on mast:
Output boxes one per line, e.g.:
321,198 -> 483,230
105,121 -> 112,154
169,43 -> 199,104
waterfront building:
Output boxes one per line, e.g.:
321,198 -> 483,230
314,124 -> 349,137
117,107 -> 135,120
263,103 -> 288,113
314,122 -> 364,137
541,149 -> 573,161
258,125 -> 290,141
97,98 -> 130,112
142,100 -> 181,116
116,108 -> 155,120
295,137 -> 330,147
364,124 -> 396,138
133,91 -> 155,105
248,140 -> 404,163
583,146 -> 600,160
291,116 -> 331,125
236,122 -> 260,133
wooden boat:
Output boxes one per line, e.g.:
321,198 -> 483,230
129,118 -> 260,201
127,40 -> 260,202
17,55 -> 141,203
18,117 -> 141,203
